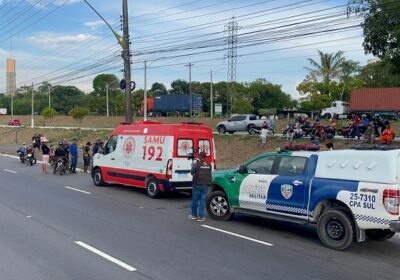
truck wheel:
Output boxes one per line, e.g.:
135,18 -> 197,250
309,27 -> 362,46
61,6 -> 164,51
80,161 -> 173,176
317,209 -> 354,250
366,229 -> 395,241
92,168 -> 106,186
218,126 -> 227,134
324,113 -> 332,119
206,191 -> 233,221
146,177 -> 161,198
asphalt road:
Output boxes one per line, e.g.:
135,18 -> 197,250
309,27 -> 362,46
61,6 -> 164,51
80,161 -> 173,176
0,155 -> 399,280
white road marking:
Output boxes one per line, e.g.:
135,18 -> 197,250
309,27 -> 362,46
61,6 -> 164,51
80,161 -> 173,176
26,216 -> 32,218
3,169 -> 17,174
74,241 -> 137,272
201,225 -> 274,246
65,186 -> 91,195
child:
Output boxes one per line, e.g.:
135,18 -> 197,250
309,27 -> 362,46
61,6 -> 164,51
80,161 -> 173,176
260,125 -> 268,148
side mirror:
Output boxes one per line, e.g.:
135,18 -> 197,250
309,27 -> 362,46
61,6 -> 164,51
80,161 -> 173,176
238,164 -> 247,174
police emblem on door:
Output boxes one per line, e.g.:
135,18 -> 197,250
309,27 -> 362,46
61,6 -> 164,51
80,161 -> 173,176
281,184 -> 293,199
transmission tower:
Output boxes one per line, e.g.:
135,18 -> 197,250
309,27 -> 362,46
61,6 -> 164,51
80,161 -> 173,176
224,17 -> 238,115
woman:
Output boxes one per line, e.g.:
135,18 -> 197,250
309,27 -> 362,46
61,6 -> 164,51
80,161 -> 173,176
83,142 -> 92,173
41,139 -> 50,174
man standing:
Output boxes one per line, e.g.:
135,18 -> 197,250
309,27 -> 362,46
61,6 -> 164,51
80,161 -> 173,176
69,138 -> 78,173
190,152 -> 212,222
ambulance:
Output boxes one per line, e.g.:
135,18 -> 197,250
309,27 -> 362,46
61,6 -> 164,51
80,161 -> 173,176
92,120 -> 216,198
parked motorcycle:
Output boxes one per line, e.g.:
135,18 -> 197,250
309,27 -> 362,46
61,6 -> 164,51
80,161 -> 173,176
26,152 -> 37,166
16,147 -> 26,163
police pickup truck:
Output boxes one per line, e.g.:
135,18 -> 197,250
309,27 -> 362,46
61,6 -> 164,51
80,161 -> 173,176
207,148 -> 400,250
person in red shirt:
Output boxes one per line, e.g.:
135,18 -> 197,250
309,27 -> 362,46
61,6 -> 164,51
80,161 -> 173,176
380,123 -> 395,145
351,114 -> 361,139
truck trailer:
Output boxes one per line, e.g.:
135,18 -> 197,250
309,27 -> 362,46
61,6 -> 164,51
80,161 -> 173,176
140,94 -> 203,116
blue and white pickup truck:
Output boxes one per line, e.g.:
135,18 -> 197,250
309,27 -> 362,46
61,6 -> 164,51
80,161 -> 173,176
207,148 -> 400,250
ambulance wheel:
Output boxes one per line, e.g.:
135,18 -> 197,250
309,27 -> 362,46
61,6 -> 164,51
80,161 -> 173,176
366,229 -> 396,241
218,125 -> 227,134
317,209 -> 354,250
206,191 -> 232,221
92,168 -> 106,186
146,177 -> 161,198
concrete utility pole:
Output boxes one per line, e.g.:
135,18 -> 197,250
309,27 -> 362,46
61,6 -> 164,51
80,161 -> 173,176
31,83 -> 34,128
144,60 -> 148,121
11,90 -> 14,117
122,0 -> 133,123
48,86 -> 51,108
210,70 -> 213,118
186,63 -> 193,117
105,83 -> 109,117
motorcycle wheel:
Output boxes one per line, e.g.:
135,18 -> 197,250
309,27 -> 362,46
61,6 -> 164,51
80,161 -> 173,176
29,158 -> 33,166
20,157 -> 25,164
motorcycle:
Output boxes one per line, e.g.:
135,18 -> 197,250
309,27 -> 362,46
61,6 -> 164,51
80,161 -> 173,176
26,152 -> 37,166
16,147 -> 26,163
54,157 -> 69,175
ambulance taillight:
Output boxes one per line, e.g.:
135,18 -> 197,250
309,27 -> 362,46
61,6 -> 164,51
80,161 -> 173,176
166,159 -> 173,179
383,189 -> 400,215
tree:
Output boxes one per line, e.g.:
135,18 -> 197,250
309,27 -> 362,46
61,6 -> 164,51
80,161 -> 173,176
305,50 -> 346,83
69,107 -> 89,126
41,107 -> 58,126
361,0 -> 400,70
150,82 -> 167,95
233,97 -> 253,114
170,79 -> 189,94
92,74 -> 119,96
359,61 -> 400,87
52,86 -> 85,114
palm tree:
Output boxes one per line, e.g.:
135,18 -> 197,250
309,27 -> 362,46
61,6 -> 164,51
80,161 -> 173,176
305,50 -> 345,83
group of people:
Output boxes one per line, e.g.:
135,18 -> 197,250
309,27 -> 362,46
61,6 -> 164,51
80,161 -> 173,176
348,114 -> 395,144
21,135 -> 106,174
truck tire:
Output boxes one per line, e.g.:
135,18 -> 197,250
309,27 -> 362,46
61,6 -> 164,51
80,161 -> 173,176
324,113 -> 332,119
218,125 -> 227,134
92,168 -> 106,186
206,191 -> 233,221
146,177 -> 161,198
317,209 -> 354,250
366,229 -> 396,241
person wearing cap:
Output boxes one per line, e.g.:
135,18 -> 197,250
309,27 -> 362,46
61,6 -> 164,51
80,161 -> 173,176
69,138 -> 78,173
83,142 -> 92,173
41,139 -> 50,174
189,151 -> 212,222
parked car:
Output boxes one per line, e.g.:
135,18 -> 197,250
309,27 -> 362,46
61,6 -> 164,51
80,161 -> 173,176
207,147 -> 400,250
216,114 -> 266,134
8,119 -> 21,126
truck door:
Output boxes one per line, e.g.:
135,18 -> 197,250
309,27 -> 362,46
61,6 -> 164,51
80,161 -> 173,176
234,155 -> 278,212
266,156 -> 311,219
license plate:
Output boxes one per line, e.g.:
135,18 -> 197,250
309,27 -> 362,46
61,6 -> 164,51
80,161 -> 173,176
177,173 -> 188,178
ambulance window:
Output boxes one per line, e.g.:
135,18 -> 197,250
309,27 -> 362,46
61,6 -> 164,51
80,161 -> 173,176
277,156 -> 307,176
246,156 -> 276,175
198,140 -> 211,156
177,139 -> 193,157
105,135 -> 118,155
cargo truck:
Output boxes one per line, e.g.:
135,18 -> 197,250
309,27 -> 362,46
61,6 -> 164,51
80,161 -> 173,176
320,88 -> 400,119
140,94 -> 202,116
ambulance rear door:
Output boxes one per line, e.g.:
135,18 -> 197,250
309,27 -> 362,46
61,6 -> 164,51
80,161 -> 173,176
173,137 -> 195,183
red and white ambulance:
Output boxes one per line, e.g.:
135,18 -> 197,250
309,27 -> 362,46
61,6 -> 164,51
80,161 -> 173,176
92,120 -> 216,198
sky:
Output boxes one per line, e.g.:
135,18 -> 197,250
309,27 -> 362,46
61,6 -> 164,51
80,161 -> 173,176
0,0 -> 372,99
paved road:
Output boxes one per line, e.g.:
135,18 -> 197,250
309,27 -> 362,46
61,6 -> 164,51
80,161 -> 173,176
0,155 -> 399,280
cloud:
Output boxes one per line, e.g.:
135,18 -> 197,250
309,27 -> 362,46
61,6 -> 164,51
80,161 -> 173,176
29,32 -> 97,49
84,19 -> 115,30
27,0 -> 80,9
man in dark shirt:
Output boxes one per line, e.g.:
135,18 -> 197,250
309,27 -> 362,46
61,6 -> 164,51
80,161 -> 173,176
190,152 -> 212,222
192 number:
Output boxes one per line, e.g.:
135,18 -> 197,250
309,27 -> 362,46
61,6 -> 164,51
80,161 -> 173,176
142,146 -> 163,161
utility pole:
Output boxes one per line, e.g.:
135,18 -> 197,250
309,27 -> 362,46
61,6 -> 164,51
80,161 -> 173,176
11,90 -> 14,117
31,83 -> 34,128
210,70 -> 213,118
144,60 -> 148,121
48,86 -> 51,108
122,0 -> 133,122
106,82 -> 109,117
186,63 -> 193,118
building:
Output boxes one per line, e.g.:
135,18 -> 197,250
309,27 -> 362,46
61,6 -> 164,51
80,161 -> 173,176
6,57 -> 16,96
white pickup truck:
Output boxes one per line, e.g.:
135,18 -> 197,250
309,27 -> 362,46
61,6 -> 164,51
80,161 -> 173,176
216,114 -> 266,134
